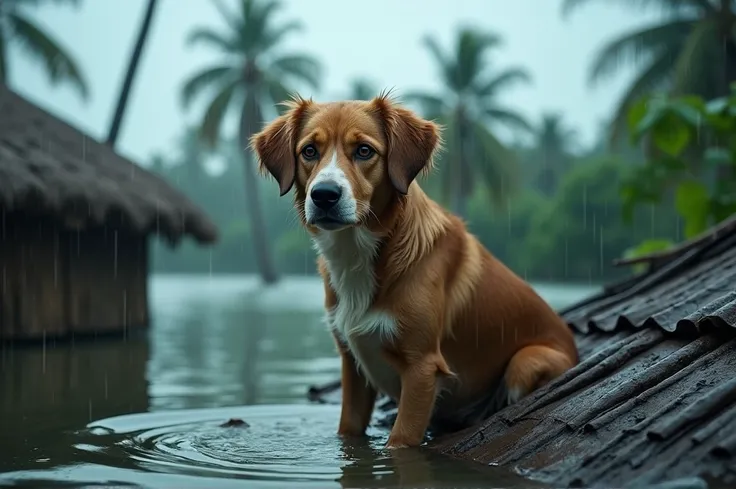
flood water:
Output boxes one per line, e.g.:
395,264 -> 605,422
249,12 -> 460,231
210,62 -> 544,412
0,275 -> 597,488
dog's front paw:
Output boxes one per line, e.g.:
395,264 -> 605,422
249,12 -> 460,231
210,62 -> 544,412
384,439 -> 409,450
385,433 -> 419,449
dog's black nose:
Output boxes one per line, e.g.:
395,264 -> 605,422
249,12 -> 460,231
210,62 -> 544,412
310,182 -> 342,210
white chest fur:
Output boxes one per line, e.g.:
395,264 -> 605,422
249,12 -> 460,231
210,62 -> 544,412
312,228 -> 402,399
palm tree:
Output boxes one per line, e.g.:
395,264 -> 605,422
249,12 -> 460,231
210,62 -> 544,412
106,0 -> 160,148
405,27 -> 532,218
562,0 -> 736,145
180,0 -> 322,285
531,113 -> 579,196
0,0 -> 88,100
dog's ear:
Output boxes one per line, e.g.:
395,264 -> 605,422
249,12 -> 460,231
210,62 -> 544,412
370,94 -> 442,195
250,97 -> 312,196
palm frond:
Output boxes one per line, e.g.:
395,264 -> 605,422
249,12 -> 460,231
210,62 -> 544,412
421,34 -> 455,88
484,107 -> 534,134
400,91 -> 447,120
9,12 -> 89,100
347,78 -> 378,100
197,79 -> 240,147
607,49 -> 675,145
475,67 -> 532,98
672,18 -> 719,93
455,28 -> 503,90
561,0 -> 715,18
469,121 -> 521,207
587,19 -> 695,86
210,0 -> 241,34
15,0 -> 82,7
0,25 -> 7,82
186,27 -> 236,52
264,77 -> 292,115
239,0 -> 295,54
258,20 -> 304,52
180,64 -> 237,109
269,54 -> 321,89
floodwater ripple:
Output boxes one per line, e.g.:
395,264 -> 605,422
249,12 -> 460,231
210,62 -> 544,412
1,403 -> 540,489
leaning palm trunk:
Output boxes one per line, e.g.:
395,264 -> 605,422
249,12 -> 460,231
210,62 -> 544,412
106,0 -> 159,148
240,92 -> 279,284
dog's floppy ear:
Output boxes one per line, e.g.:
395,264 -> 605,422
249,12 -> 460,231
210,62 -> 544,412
250,97 -> 312,196
371,93 -> 441,195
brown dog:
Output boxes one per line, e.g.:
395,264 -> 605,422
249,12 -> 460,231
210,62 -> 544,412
250,94 -> 578,449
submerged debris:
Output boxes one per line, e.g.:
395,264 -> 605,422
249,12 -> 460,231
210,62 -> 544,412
219,418 -> 249,428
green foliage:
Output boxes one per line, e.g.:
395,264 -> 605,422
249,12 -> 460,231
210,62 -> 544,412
521,155 -> 665,281
622,86 -> 736,241
561,0 -> 736,146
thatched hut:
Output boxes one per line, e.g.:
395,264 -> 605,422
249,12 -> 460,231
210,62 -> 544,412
0,85 -> 218,341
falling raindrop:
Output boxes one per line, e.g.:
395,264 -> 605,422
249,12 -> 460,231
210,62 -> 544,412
42,330 -> 46,374
113,230 -> 118,278
123,289 -> 127,340
53,231 -> 59,287
582,185 -> 587,231
599,226 -> 604,275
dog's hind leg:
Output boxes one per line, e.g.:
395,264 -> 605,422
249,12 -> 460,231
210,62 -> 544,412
503,345 -> 575,404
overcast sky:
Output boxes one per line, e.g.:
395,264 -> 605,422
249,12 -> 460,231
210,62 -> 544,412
8,0 -> 657,166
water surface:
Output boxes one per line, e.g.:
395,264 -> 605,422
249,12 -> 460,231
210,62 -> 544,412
0,274 -> 597,488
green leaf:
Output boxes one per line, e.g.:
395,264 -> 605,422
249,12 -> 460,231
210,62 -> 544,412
624,238 -> 675,258
669,97 -> 704,126
675,180 -> 711,238
633,99 -> 665,135
705,96 -> 729,115
651,112 -> 691,157
627,97 -> 650,140
623,238 -> 675,274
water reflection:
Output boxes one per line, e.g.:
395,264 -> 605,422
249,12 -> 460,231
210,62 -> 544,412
0,333 -> 150,472
0,274 -> 597,487
336,438 -> 544,488
145,275 -> 340,410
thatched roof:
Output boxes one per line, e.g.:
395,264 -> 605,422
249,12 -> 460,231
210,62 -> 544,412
308,216 -> 736,488
0,85 -> 218,245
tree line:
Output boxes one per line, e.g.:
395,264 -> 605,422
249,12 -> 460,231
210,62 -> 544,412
3,0 -> 735,284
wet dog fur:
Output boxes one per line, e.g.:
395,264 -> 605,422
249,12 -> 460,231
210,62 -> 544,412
250,93 -> 579,449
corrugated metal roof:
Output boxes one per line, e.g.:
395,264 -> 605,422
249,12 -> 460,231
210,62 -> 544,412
434,329 -> 736,488
306,224 -> 736,488
561,230 -> 736,336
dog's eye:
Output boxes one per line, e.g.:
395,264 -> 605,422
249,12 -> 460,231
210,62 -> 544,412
301,144 -> 319,160
355,144 -> 375,160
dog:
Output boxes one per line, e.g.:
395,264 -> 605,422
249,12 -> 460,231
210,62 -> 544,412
250,93 -> 579,449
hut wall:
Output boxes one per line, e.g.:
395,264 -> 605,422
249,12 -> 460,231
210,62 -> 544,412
0,213 -> 149,341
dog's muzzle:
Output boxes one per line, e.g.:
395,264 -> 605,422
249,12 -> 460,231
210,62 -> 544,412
306,180 -> 356,230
